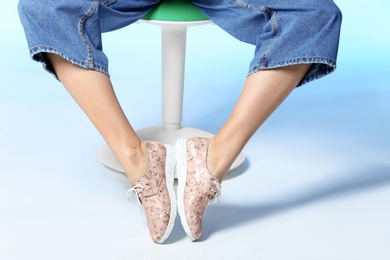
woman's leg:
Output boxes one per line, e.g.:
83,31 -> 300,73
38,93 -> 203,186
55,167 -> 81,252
178,0 -> 341,242
46,53 -> 148,184
208,63 -> 312,180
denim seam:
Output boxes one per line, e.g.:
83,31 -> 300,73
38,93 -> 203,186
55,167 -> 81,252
227,0 -> 274,14
227,0 -> 280,69
260,11 -> 280,68
79,1 -> 99,69
103,0 -> 116,6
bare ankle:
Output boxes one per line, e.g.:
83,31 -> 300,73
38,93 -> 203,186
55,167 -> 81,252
119,141 -> 150,184
207,138 -> 232,181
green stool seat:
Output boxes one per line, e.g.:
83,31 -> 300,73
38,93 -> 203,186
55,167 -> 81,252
143,0 -> 208,22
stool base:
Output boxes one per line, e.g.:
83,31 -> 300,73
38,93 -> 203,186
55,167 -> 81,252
99,126 -> 245,175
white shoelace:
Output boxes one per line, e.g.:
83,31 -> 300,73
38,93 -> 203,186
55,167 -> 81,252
210,181 -> 222,203
125,184 -> 144,206
126,182 -> 221,204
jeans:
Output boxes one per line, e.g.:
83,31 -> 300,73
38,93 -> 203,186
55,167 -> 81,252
18,0 -> 342,87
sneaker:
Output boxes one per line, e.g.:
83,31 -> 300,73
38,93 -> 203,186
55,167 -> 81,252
176,137 -> 221,241
125,141 -> 176,243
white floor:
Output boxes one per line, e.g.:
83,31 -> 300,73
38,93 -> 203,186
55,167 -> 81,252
1,1 -> 390,259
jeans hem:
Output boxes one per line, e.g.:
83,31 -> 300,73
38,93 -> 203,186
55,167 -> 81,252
248,57 -> 336,87
30,46 -> 110,81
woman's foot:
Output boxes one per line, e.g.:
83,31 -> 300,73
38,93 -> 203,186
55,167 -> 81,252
126,141 -> 177,243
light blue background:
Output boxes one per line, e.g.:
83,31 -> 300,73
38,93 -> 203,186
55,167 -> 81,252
0,1 -> 389,259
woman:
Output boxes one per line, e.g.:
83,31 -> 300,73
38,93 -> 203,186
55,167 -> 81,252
18,0 -> 342,243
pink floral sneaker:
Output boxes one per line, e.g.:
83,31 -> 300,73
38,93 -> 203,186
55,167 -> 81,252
176,137 -> 221,241
125,141 -> 176,244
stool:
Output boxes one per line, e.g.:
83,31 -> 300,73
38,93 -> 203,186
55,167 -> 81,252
99,0 -> 245,173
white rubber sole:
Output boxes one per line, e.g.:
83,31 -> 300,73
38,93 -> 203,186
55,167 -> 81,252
175,138 -> 196,241
157,144 -> 177,244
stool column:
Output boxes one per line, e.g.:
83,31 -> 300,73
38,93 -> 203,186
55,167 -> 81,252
161,25 -> 187,131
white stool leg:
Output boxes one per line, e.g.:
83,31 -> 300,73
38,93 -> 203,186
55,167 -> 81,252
161,25 -> 186,131
135,24 -> 215,144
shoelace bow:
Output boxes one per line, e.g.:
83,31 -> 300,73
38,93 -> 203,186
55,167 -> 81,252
210,181 -> 222,203
125,184 -> 144,206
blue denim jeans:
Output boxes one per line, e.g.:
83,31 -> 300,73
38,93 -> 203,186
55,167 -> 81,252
18,0 -> 342,87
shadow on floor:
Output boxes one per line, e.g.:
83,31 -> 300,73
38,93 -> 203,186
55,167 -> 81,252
200,164 -> 390,240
